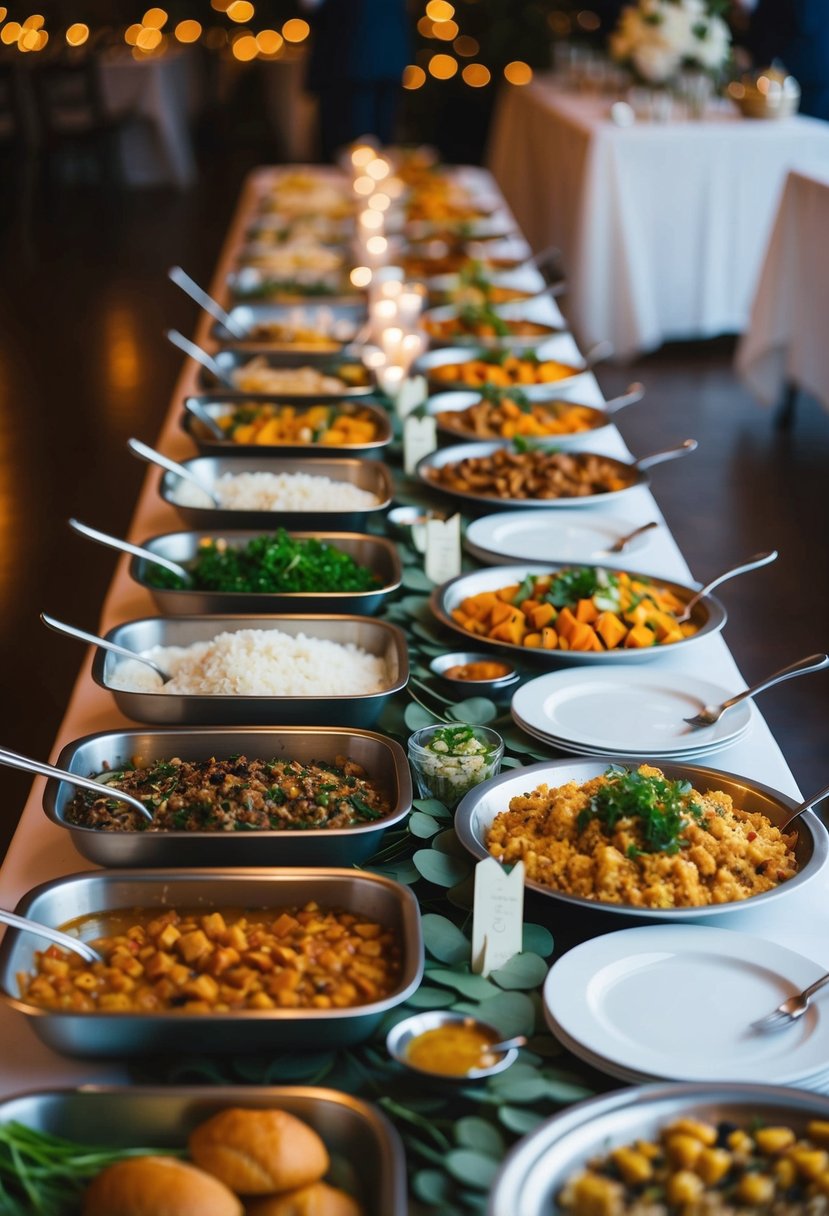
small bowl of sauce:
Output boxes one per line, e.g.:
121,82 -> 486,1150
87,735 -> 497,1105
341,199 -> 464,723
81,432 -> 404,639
386,1011 -> 520,1081
429,651 -> 519,698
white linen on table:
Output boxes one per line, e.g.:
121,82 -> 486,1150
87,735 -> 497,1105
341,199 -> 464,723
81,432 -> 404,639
488,79 -> 829,359
736,169 -> 829,412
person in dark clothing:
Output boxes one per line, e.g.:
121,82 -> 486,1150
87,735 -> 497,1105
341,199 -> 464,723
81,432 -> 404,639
746,0 -> 829,120
304,0 -> 411,161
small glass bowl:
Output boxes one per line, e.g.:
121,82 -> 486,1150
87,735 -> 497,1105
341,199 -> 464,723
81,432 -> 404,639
429,651 -> 520,699
386,1010 -> 519,1081
407,724 -> 504,809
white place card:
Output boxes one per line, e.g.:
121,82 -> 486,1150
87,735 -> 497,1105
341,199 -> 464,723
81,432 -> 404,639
396,374 -> 428,419
471,857 -> 525,977
403,414 -> 437,474
424,512 -> 461,585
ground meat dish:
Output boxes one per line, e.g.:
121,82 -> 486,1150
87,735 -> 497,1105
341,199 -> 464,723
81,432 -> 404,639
425,447 -> 633,500
65,754 -> 392,833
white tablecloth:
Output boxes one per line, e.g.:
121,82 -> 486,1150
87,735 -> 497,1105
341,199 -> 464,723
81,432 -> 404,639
487,78 -> 829,359
98,48 -> 199,189
736,169 -> 829,412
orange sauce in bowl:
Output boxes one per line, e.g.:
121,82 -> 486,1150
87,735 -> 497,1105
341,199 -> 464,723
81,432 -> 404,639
443,661 -> 512,682
406,1023 -> 501,1076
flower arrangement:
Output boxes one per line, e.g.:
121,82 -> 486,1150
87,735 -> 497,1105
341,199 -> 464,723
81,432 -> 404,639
610,0 -> 731,85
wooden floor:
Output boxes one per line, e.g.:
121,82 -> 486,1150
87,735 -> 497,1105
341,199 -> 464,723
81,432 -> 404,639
0,153 -> 827,861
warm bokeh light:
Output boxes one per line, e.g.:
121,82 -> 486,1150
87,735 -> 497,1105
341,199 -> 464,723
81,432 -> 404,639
142,7 -> 168,29
504,60 -> 533,85
350,266 -> 373,288
231,31 -> 258,59
416,16 -> 433,37
174,19 -> 201,42
136,25 -> 162,50
0,9 -> 7,22
548,11 -> 571,35
353,175 -> 375,195
402,64 -> 426,89
368,192 -> 390,211
429,52 -> 458,80
21,14 -> 44,30
426,0 -> 454,20
432,20 -> 458,41
124,22 -> 142,45
227,1 -> 254,23
210,0 -> 230,10
282,17 -> 309,42
66,22 -> 89,45
256,28 -> 283,54
358,209 -> 384,230
351,144 -> 375,167
365,157 -> 390,180
454,35 -> 478,56
462,62 -> 490,86
366,235 -> 388,256
576,8 -> 600,32
1,22 -> 21,44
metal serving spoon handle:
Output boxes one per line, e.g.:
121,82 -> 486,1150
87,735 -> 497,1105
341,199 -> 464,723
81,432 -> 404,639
0,745 -> 153,824
127,437 -> 221,507
778,780 -> 829,833
0,908 -> 103,964
634,439 -> 698,471
165,328 -> 236,389
603,382 -> 645,415
183,399 -> 228,442
677,549 -> 778,624
40,612 -> 172,685
685,653 -> 829,728
168,266 -> 247,339
68,519 -> 191,585
605,520 -> 659,554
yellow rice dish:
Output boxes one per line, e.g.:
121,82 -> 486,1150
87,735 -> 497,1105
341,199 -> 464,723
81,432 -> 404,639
485,765 -> 798,909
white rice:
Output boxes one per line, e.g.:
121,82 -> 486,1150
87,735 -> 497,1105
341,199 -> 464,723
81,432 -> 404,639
169,470 -> 380,512
109,629 -> 389,696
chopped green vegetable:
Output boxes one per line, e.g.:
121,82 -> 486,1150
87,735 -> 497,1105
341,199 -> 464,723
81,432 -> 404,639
578,766 -> 704,855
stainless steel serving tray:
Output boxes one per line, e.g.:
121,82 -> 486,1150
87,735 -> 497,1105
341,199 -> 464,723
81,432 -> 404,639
415,342 -> 587,400
158,454 -> 393,532
46,726 -> 412,868
0,869 -> 424,1056
421,304 -> 565,351
91,614 -> 409,726
0,1085 -> 405,1216
181,396 -> 392,460
489,1082 -> 829,1216
210,301 -> 366,350
455,758 -> 829,921
201,349 -> 375,399
431,563 -> 726,665
132,529 -> 402,616
425,390 -> 616,448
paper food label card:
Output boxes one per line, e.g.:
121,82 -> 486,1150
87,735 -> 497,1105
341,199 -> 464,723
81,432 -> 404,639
396,374 -> 428,419
471,856 -> 525,977
403,414 -> 438,474
424,513 -> 461,584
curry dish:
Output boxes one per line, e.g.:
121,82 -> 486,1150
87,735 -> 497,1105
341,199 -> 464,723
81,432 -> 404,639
424,447 -> 634,500
486,766 -> 798,909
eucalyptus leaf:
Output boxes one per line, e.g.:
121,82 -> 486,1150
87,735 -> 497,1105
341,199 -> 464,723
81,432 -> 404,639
486,1075 -> 552,1103
405,702 -> 440,730
409,811 -> 442,839
262,1052 -> 334,1082
402,566 -> 436,591
447,873 -> 476,909
499,756 -> 525,769
416,642 -> 450,657
412,621 -> 446,644
498,1106 -> 548,1135
455,1117 -> 506,1158
475,991 -> 536,1038
491,952 -> 549,991
413,849 -> 471,887
543,1080 -> 597,1103
428,969 -> 501,1000
370,861 -> 420,885
421,913 -> 472,965
447,697 -> 499,725
431,827 -> 468,857
401,595 -> 435,620
522,924 -> 555,957
404,985 -> 457,1009
527,1034 -> 564,1058
446,1149 -> 500,1190
413,797 -> 452,819
413,1169 -> 454,1206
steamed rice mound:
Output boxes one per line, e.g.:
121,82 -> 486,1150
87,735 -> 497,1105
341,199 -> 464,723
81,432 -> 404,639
486,765 -> 798,909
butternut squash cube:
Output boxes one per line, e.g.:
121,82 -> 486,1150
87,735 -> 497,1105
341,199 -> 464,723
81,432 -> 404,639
529,602 -> 556,630
541,626 -> 559,650
595,612 -> 627,650
624,624 -> 657,648
575,598 -> 599,623
555,607 -> 578,641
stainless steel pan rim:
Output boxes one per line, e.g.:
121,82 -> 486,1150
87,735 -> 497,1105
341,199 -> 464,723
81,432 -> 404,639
488,1081 -> 829,1216
425,390 -> 615,448
454,757 -> 828,921
430,562 -> 727,665
202,348 -> 376,399
421,304 -> 565,350
180,396 -> 393,459
415,344 -> 587,400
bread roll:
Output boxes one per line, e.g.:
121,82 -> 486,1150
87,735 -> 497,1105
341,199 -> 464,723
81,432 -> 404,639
246,1181 -> 364,1216
189,1108 -> 329,1195
83,1155 -> 244,1216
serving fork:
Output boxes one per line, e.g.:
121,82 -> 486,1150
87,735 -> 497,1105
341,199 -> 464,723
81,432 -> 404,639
683,652 -> 829,728
751,970 -> 829,1033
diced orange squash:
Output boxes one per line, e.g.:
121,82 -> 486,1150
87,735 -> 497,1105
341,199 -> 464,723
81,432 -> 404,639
524,632 -> 542,648
529,602 -> 556,630
490,601 -> 516,626
451,610 -> 475,629
496,584 -> 521,602
680,622 -> 697,637
649,610 -> 681,641
491,619 -> 525,645
624,602 -> 651,627
461,592 -> 498,620
660,628 -> 684,646
558,636 -> 570,650
587,628 -> 604,651
624,624 -> 657,648
595,612 -> 628,650
575,599 -> 599,624
541,626 -> 558,650
520,599 -> 541,617
555,607 -> 578,641
569,622 -> 599,651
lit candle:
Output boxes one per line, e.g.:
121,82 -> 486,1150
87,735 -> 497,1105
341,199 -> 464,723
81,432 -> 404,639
398,288 -> 424,327
378,364 -> 404,399
380,326 -> 404,364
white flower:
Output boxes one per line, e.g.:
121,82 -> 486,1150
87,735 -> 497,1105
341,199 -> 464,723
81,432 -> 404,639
632,40 -> 682,82
690,14 -> 731,70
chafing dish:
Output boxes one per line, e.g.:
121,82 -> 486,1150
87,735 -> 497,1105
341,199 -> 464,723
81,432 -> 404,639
181,396 -> 392,460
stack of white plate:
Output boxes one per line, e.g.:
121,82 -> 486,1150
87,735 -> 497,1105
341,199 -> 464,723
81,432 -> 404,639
511,668 -> 754,760
544,925 -> 829,1094
465,509 -> 657,566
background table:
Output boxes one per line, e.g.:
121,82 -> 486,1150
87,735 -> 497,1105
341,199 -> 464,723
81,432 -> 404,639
736,168 -> 829,415
487,78 -> 829,359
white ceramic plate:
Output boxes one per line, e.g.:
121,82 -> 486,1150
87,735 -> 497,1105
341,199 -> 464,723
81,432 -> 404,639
544,925 -> 829,1084
465,510 -> 656,566
510,710 -> 751,761
511,668 -> 754,753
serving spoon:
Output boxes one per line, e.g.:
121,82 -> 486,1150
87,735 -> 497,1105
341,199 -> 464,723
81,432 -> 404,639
684,652 -> 829,728
68,519 -> 192,585
165,328 -> 236,389
127,438 -> 221,507
168,265 -> 247,339
676,549 -> 778,625
183,398 -> 229,442
0,745 -> 153,824
0,909 -> 103,964
40,612 -> 173,684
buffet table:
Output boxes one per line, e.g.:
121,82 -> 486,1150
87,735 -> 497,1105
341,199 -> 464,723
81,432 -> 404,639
736,168 -> 829,416
487,77 -> 829,359
0,162 -> 827,1211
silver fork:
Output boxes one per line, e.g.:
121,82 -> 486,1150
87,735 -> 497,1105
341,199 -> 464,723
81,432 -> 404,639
683,653 -> 829,728
751,971 -> 829,1033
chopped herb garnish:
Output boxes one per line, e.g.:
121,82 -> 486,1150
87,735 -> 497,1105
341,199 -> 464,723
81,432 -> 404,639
578,766 -> 704,855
